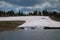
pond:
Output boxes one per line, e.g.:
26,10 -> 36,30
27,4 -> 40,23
0,28 -> 60,40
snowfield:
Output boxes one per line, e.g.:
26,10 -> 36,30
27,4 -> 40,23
0,16 -> 60,27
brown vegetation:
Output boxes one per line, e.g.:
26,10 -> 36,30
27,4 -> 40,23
49,16 -> 60,22
0,21 -> 25,30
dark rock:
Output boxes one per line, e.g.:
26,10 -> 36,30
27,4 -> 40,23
44,27 -> 60,29
31,27 -> 35,29
20,27 -> 24,29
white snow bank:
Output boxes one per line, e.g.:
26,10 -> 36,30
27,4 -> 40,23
0,16 -> 60,27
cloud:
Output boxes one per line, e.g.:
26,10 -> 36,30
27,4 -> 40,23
34,2 -> 51,9
16,2 -> 57,11
25,2 -> 58,10
0,1 -> 24,11
0,0 -> 3,1
4,0 -> 40,6
3,0 -> 60,7
0,1 -> 60,12
0,1 -> 13,7
55,0 -> 59,2
52,9 -> 60,12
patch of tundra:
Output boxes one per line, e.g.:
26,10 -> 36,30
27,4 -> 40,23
0,16 -> 60,27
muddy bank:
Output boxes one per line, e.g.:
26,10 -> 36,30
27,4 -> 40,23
0,21 -> 25,30
49,16 -> 60,22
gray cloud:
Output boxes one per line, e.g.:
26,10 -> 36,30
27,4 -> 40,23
0,0 -> 60,12
0,0 -> 3,1
3,0 -> 40,6
2,0 -> 60,7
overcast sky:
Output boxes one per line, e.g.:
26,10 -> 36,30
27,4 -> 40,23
0,0 -> 60,13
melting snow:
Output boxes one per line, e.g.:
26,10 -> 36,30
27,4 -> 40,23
0,16 -> 60,27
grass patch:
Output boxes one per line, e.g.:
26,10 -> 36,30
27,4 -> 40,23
0,21 -> 25,30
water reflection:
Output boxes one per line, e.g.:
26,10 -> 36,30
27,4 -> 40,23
0,27 -> 60,40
